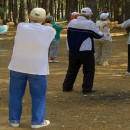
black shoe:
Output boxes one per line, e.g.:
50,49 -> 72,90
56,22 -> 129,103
82,90 -> 96,94
63,88 -> 73,92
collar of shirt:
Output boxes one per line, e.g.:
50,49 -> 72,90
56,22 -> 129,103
77,16 -> 90,21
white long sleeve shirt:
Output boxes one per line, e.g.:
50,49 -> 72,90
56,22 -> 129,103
121,19 -> 130,44
96,20 -> 112,42
8,22 -> 56,75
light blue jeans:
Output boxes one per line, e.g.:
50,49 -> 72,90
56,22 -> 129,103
49,40 -> 59,58
9,70 -> 47,125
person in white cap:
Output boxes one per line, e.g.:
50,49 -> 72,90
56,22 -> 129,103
63,7 -> 103,94
98,7 -> 112,20
8,8 -> 56,128
95,13 -> 117,66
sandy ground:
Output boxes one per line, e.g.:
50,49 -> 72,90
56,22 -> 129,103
0,27 -> 130,130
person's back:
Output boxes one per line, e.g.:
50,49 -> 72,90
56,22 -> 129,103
96,20 -> 112,41
8,22 -> 55,74
51,22 -> 63,40
69,16 -> 99,30
63,7 -> 103,94
67,15 -> 103,53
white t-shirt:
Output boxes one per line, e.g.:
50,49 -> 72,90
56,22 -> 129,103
121,19 -> 130,44
8,22 -> 56,75
96,20 -> 112,42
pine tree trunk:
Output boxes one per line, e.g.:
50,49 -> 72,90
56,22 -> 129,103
125,0 -> 130,20
49,0 -> 54,16
20,0 -> 28,22
3,0 -> 8,24
13,0 -> 18,26
84,0 -> 98,22
57,0 -> 61,20
61,0 -> 64,19
27,0 -> 33,14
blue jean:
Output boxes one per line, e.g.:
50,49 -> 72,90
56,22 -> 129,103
9,70 -> 47,125
49,40 -> 59,58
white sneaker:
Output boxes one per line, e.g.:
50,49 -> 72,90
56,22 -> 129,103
53,60 -> 59,63
0,38 -> 4,40
125,71 -> 130,76
8,121 -> 19,128
49,60 -> 54,63
31,120 -> 50,129
49,60 -> 59,63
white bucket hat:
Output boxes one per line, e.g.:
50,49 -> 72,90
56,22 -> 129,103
100,13 -> 109,19
30,8 -> 46,19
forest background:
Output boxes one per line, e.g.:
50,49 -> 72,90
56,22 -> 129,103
0,0 -> 130,25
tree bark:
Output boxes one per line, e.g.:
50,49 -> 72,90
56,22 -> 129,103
83,0 -> 98,22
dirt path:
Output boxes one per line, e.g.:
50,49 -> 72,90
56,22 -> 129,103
0,27 -> 130,130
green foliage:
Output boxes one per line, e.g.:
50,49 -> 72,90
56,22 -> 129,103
0,7 -> 6,15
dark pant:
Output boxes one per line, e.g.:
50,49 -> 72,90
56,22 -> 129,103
128,44 -> 130,72
63,51 -> 95,91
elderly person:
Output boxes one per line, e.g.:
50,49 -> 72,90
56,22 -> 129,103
63,7 -> 103,94
8,8 -> 56,128
45,16 -> 63,63
95,13 -> 117,66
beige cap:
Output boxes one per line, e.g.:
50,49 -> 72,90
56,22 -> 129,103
30,8 -> 46,19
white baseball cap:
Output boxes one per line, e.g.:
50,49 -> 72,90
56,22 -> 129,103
81,7 -> 93,16
100,13 -> 109,19
30,8 -> 46,19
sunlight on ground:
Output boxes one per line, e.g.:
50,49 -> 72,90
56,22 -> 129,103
61,32 -> 126,38
50,72 -> 66,75
61,34 -> 67,38
111,32 -> 126,37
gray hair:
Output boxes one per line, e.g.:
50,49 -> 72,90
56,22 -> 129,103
45,16 -> 53,23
